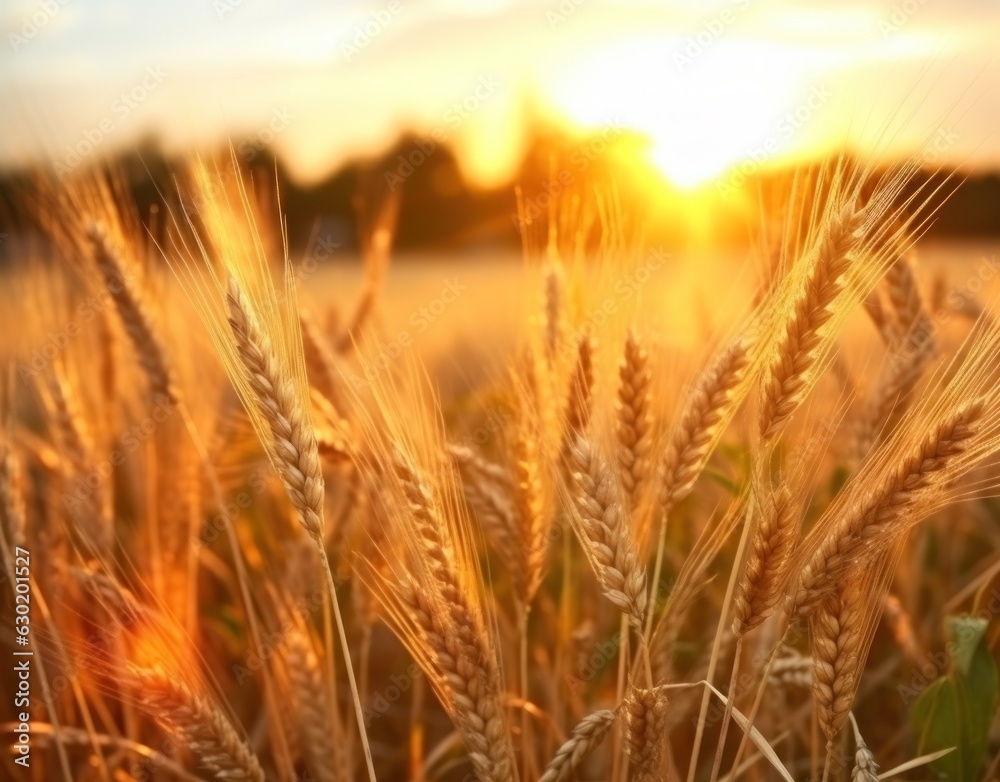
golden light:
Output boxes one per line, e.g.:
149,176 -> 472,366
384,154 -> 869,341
543,37 -> 816,189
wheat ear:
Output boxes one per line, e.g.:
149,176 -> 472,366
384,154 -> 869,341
513,408 -> 550,605
225,277 -> 375,780
127,665 -> 265,782
732,486 -> 798,636
623,685 -> 670,782
565,433 -> 647,630
884,253 -> 924,337
88,224 -> 177,404
226,278 -> 325,539
283,625 -> 347,782
393,452 -> 516,782
849,713 -> 879,782
759,200 -> 865,441
617,330 -> 653,512
544,262 -> 564,363
660,336 -> 749,514
538,709 -> 616,782
0,440 -> 26,551
810,580 -> 864,745
794,398 -> 984,616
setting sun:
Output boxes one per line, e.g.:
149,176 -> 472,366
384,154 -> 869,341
543,38 -> 813,188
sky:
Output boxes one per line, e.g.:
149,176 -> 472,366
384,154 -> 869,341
1,0 -> 998,191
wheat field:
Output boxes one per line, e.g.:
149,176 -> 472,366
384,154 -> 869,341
1,154 -> 999,782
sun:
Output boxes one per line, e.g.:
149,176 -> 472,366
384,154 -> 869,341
543,38 -> 813,189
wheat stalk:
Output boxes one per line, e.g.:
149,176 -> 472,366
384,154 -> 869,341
226,277 -> 325,540
225,275 -> 376,780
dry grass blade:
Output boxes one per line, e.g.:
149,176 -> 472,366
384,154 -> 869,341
538,709 -> 616,782
127,665 -> 265,782
566,433 -> 647,629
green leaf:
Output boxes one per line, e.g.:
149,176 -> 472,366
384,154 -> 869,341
912,677 -> 964,780
910,615 -> 999,781
947,616 -> 988,676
